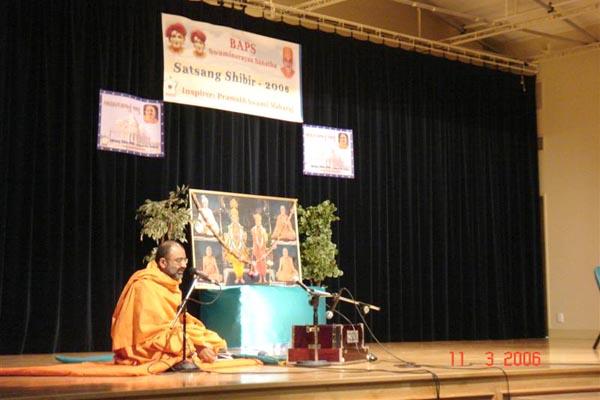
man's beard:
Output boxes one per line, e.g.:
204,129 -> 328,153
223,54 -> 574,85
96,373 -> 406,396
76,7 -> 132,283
173,271 -> 184,280
166,266 -> 185,280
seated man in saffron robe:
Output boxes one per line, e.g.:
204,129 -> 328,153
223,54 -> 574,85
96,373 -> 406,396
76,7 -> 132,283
111,240 -> 226,368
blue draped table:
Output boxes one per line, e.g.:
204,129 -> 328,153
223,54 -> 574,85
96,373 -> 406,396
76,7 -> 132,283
199,285 -> 326,352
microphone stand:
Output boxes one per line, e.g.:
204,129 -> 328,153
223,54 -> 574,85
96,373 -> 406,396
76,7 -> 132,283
169,273 -> 202,372
295,281 -> 333,367
328,292 -> 381,316
295,281 -> 381,366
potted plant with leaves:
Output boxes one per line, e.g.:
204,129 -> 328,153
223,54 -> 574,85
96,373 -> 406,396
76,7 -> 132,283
297,200 -> 343,287
135,185 -> 191,262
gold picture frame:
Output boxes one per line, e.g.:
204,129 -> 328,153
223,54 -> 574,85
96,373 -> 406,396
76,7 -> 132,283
189,189 -> 301,286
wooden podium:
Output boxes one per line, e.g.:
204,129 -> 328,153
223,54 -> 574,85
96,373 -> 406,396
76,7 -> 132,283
287,323 -> 369,363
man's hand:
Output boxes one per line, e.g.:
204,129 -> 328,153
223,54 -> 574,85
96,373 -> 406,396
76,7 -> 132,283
197,347 -> 217,363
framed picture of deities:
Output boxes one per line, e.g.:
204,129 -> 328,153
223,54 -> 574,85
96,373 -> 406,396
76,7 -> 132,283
189,189 -> 301,286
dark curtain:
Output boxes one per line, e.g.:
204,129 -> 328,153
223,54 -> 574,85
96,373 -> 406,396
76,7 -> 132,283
0,0 -> 545,354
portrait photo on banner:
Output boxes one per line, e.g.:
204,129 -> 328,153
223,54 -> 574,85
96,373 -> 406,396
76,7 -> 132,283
189,189 -> 301,286
97,89 -> 164,158
302,124 -> 355,179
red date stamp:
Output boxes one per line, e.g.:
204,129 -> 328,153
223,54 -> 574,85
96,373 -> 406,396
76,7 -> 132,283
450,351 -> 542,367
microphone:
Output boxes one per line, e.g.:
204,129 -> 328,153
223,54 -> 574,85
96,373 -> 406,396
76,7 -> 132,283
325,292 -> 342,320
192,269 -> 219,285
295,280 -> 332,297
295,279 -> 310,292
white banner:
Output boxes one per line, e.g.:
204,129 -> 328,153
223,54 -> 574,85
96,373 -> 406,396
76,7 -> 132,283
303,125 -> 355,179
162,13 -> 303,123
97,90 -> 164,158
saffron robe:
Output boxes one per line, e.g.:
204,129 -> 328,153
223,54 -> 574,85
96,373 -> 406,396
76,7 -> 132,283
111,261 -> 226,368
276,255 -> 299,282
271,213 -> 296,241
251,225 -> 268,277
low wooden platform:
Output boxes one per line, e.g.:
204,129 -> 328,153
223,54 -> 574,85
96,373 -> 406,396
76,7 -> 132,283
1,339 -> 599,399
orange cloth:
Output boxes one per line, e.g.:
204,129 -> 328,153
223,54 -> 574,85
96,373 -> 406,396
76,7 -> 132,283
111,261 -> 227,369
0,358 -> 262,377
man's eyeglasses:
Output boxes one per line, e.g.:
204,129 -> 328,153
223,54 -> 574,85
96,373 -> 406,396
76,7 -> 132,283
170,257 -> 188,265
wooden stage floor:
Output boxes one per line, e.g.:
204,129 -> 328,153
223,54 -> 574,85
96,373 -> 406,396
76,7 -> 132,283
1,339 -> 599,400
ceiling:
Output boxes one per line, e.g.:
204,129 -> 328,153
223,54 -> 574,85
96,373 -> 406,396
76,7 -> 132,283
215,0 -> 600,74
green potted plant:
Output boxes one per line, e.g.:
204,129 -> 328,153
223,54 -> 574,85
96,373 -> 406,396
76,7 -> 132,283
135,185 -> 191,262
297,200 -> 343,287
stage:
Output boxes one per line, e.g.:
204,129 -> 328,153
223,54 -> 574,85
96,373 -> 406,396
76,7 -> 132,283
1,339 -> 598,399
